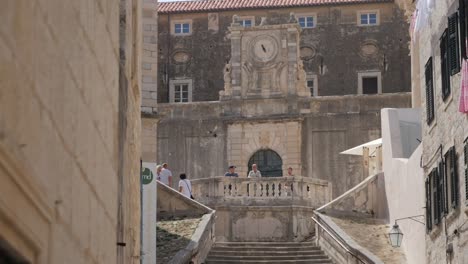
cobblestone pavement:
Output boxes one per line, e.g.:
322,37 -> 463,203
156,217 -> 202,263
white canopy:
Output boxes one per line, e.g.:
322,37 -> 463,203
340,138 -> 382,156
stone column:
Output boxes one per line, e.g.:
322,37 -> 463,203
230,26 -> 243,98
287,26 -> 300,95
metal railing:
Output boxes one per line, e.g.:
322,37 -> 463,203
312,215 -> 370,264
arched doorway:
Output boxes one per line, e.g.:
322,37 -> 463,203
248,149 -> 283,177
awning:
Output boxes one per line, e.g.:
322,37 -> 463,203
340,138 -> 382,156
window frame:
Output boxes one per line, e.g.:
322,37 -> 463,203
357,71 -> 382,94
169,79 -> 193,103
171,19 -> 192,36
357,10 -> 380,26
297,13 -> 317,29
444,147 -> 459,209
306,74 -> 318,96
238,16 -> 255,27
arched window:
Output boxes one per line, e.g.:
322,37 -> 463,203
248,149 -> 283,177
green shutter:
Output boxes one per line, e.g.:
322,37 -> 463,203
425,58 -> 435,124
450,147 -> 459,208
449,12 -> 461,75
433,169 -> 441,225
426,178 -> 433,231
441,30 -> 451,100
439,162 -> 448,215
464,142 -> 468,201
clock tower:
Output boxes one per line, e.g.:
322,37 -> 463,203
220,16 -> 310,100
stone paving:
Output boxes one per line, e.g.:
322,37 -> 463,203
156,217 -> 202,264
329,216 -> 407,264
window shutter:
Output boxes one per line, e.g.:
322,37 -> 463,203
441,30 -> 451,100
464,142 -> 468,201
426,178 -> 433,231
433,169 -> 441,225
425,58 -> 435,124
439,162 -> 448,215
450,147 -> 459,208
448,13 -> 461,75
460,0 -> 467,59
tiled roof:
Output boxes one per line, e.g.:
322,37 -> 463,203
159,0 -> 393,14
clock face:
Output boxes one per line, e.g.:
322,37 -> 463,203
251,35 -> 278,63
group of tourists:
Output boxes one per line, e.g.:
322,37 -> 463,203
156,163 -> 194,199
224,164 -> 295,177
156,163 -> 296,200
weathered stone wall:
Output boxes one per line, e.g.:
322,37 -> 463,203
157,2 -> 411,102
415,0 -> 468,263
0,0 -> 142,263
156,93 -> 411,197
142,0 -> 158,113
215,206 -> 316,242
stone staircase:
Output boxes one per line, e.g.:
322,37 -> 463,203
205,241 -> 333,263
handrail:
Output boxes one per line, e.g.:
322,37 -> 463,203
312,216 -> 367,264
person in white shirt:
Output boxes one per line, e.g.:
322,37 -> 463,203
155,165 -> 163,183
248,164 -> 262,178
178,173 -> 193,199
160,163 -> 173,187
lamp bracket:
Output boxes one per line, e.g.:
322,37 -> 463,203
394,214 -> 425,226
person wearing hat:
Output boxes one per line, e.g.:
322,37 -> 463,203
224,165 -> 239,177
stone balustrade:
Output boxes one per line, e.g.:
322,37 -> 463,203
191,176 -> 332,207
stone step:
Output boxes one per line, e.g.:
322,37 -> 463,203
206,259 -> 332,263
214,242 -> 316,247
207,255 -> 330,261
209,250 -> 324,256
206,241 -> 332,264
212,246 -> 321,252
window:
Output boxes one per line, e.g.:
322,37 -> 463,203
307,75 -> 318,96
441,29 -> 451,100
169,80 -> 192,103
448,13 -> 461,75
298,15 -> 316,28
248,149 -> 283,177
445,147 -> 459,209
426,164 -> 444,229
358,72 -> 382,94
358,11 -> 379,26
425,58 -> 435,124
240,19 -> 252,27
172,20 -> 192,35
426,147 -> 460,231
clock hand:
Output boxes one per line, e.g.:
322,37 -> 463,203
261,44 -> 267,53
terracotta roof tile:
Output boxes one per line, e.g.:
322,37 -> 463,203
159,0 -> 393,14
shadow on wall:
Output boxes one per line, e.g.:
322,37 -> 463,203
316,172 -> 389,221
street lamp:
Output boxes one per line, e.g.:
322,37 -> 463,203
389,224 -> 403,247
388,215 -> 425,248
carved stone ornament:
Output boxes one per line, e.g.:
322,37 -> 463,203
360,40 -> 379,58
300,46 -> 316,60
172,51 -> 191,64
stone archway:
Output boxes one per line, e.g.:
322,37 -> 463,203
248,149 -> 283,177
